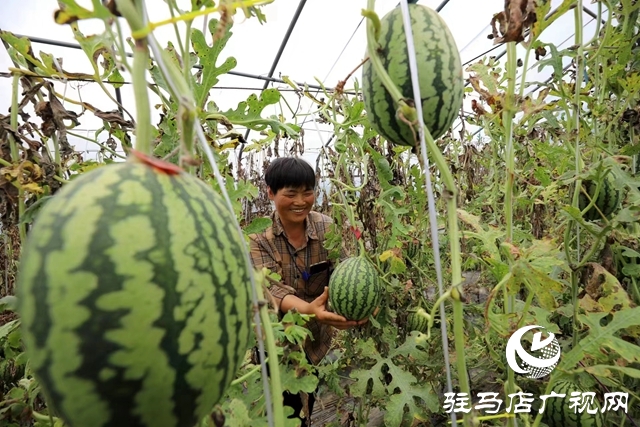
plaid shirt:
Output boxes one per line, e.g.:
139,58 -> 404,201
248,210 -> 336,365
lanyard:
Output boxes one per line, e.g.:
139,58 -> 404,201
285,240 -> 310,282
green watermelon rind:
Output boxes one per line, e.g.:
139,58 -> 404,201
362,3 -> 464,147
577,174 -> 620,222
16,161 -> 252,427
406,307 -> 430,333
328,256 -> 381,321
541,380 -> 605,427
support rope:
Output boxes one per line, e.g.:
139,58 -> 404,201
397,1 -> 457,425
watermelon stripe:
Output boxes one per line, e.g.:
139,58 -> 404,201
542,381 -> 604,427
37,164 -> 130,426
381,16 -> 412,145
361,4 -> 463,147
579,176 -> 620,221
17,161 -> 252,427
20,165 -> 116,424
74,164 -> 177,427
329,257 -> 380,321
169,176 -> 250,417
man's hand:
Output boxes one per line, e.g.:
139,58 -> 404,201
309,287 -> 369,330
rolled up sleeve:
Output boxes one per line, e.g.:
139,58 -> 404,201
248,235 -> 295,312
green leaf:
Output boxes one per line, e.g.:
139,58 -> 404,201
0,319 -> 20,341
20,195 -> 54,225
384,383 -> 436,427
510,260 -> 564,310
153,112 -> 180,159
218,89 -> 300,136
536,42 -> 567,81
108,67 -> 124,88
191,19 -> 237,108
0,31 -> 54,74
389,331 -> 435,366
221,399 -> 259,427
532,0 -> 573,39
579,364 -> 640,379
349,361 -> 386,399
244,217 -> 273,235
0,295 -> 18,312
54,0 -> 113,24
348,339 -> 386,398
557,307 -> 640,372
279,363 -> 318,395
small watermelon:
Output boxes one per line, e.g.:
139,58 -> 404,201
16,154 -> 253,427
406,307 -> 430,333
578,174 -> 620,221
362,3 -> 464,146
328,256 -> 381,321
541,380 -> 605,427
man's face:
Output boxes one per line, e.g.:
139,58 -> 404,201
268,185 -> 315,226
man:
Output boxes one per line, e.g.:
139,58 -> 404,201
248,156 -> 367,426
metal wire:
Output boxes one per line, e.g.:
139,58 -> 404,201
9,33 -> 335,92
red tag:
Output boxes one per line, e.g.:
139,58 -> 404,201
350,226 -> 362,240
129,149 -> 183,176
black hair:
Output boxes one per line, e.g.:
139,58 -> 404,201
264,157 -> 316,194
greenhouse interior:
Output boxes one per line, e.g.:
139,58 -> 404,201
1,0 -> 639,426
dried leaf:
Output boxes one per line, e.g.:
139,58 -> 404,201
490,0 -> 537,44
81,102 -> 133,128
33,84 -> 78,158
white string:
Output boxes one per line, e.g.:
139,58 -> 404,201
397,1 -> 457,425
141,6 -> 276,427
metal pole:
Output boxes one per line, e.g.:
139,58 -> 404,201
240,0 -> 308,156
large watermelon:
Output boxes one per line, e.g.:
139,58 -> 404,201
577,174 -> 620,221
541,380 -> 605,427
328,256 -> 381,321
16,154 -> 253,427
362,3 -> 464,146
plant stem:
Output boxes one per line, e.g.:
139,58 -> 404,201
115,0 -> 152,154
230,359 -> 266,386
66,131 -> 127,159
132,0 -> 274,39
503,40 -> 518,427
572,0 -> 585,350
503,42 -> 517,246
8,74 -> 26,243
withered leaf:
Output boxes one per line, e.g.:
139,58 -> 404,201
490,0 -> 537,45
33,84 -> 77,157
81,102 -> 134,128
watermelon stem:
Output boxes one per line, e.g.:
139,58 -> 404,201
115,0 -> 153,155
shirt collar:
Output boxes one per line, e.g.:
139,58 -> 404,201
272,211 -> 318,240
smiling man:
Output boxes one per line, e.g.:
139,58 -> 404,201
248,156 -> 366,426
